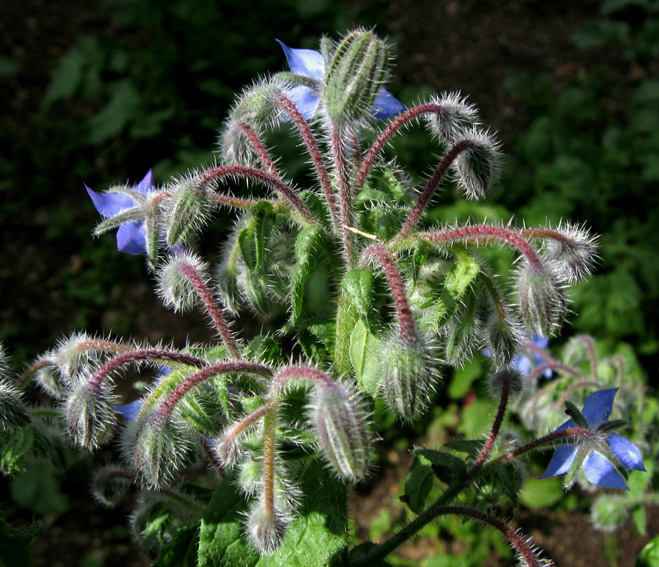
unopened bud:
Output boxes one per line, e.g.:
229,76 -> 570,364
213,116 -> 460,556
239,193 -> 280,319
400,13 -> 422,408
381,333 -> 438,422
517,263 -> 566,337
426,92 -> 480,143
165,176 -> 214,247
34,359 -> 69,399
247,502 -> 287,554
92,465 -> 132,507
230,80 -> 286,127
52,333 -> 101,385
0,377 -> 31,430
452,129 -> 501,199
215,430 -> 243,469
484,315 -> 523,371
311,384 -> 370,482
541,223 -> 597,284
444,312 -> 480,367
157,252 -> 208,312
488,368 -> 524,399
66,382 -> 116,449
323,30 -> 388,122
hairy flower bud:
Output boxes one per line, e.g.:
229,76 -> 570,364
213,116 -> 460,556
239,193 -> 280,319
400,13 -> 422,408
247,502 -> 287,554
65,381 -> 116,449
0,377 -> 31,430
488,368 -> 524,399
92,465 -> 132,507
323,29 -> 388,123
311,383 -> 370,482
426,92 -> 480,143
157,252 -> 208,312
452,129 -> 502,199
380,333 -> 438,422
516,263 -> 566,337
541,223 -> 597,283
165,175 -> 214,247
484,315 -> 523,371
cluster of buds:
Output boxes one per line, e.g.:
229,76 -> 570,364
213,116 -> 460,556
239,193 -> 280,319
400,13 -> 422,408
3,30 -> 604,563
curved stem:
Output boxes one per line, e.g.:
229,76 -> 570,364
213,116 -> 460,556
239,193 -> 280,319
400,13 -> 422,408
238,123 -> 278,175
396,140 -> 475,240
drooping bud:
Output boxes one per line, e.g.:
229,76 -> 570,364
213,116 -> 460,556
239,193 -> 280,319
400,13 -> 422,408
488,368 -> 524,399
311,383 -> 371,482
65,381 -> 116,449
484,314 -> 523,371
322,30 -> 388,123
247,502 -> 288,554
91,465 -> 132,507
425,92 -> 480,144
32,358 -> 69,399
215,430 -> 243,469
516,263 -> 566,337
165,175 -> 214,247
51,333 -> 105,386
444,310 -> 480,367
452,128 -> 502,199
157,252 -> 209,312
0,377 -> 31,430
380,332 -> 438,422
541,223 -> 597,284
230,80 -> 287,128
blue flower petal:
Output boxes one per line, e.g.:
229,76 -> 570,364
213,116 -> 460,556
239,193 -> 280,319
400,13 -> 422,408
607,432 -> 646,472
276,39 -> 324,80
581,388 -> 618,428
371,88 -> 406,120
134,170 -> 154,194
531,334 -> 548,349
286,85 -> 320,119
583,451 -> 629,490
86,185 -> 136,218
116,220 -> 147,255
540,444 -> 578,478
116,399 -> 144,422
512,354 -> 532,376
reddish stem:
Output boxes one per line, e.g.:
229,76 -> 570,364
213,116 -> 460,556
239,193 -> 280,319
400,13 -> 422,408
238,123 -> 278,175
179,262 -> 242,359
356,102 -> 449,190
209,193 -> 257,210
396,140 -> 475,239
198,165 -> 315,224
263,407 -> 277,516
468,371 -> 510,477
272,365 -> 337,392
156,362 -> 272,420
363,244 -> 417,340
498,427 -> 592,463
275,93 -> 338,229
436,506 -> 546,567
88,349 -> 207,394
331,125 -> 353,265
418,225 -> 544,269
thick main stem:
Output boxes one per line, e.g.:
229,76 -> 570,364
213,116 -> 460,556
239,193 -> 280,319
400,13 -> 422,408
331,125 -> 354,266
179,262 -> 242,359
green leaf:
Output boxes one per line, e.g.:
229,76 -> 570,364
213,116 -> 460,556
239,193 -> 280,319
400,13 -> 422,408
154,525 -> 200,567
632,505 -> 647,536
496,461 -> 524,507
1,426 -> 35,475
0,513 -> 41,567
342,269 -> 374,317
88,80 -> 142,144
637,536 -> 659,567
414,448 -> 467,485
443,439 -> 482,459
349,319 -> 383,396
9,457 -> 69,516
403,453 -> 435,514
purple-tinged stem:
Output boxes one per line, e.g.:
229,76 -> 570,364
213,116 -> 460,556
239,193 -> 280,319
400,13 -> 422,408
527,362 -> 582,384
468,371 -> 511,478
238,123 -> 278,175
275,93 -> 339,230
88,350 -> 207,394
435,506 -> 546,567
418,225 -> 544,270
223,404 -> 271,442
156,362 -> 272,420
18,359 -> 55,387
209,193 -> 257,210
271,365 -> 337,393
580,335 -> 599,382
263,407 -> 277,516
198,165 -> 315,225
396,140 -> 476,240
497,427 -> 592,464
331,125 -> 354,265
179,262 -> 242,359
362,244 -> 416,340
356,102 -> 449,190
521,227 -> 571,243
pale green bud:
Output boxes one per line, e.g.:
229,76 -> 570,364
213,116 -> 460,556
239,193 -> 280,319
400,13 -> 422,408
452,128 -> 502,199
157,252 -> 209,312
247,502 -> 287,554
323,30 -> 388,123
426,92 -> 480,143
165,176 -> 214,247
91,465 -> 132,507
65,382 -> 116,449
517,263 -> 566,337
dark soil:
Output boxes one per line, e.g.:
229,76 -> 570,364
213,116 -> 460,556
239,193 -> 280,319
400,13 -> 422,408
1,1 -> 657,566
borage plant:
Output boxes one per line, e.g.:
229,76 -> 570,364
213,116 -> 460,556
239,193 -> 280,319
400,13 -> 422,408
1,30 -> 640,566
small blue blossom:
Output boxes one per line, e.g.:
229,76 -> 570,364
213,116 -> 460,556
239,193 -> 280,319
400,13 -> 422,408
276,39 -> 405,120
115,399 -> 144,421
85,170 -> 154,255
541,388 -> 645,490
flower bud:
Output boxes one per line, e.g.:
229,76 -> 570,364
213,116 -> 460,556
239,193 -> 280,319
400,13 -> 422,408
488,368 -> 524,399
157,252 -> 208,312
426,92 -> 480,144
0,377 -> 31,430
452,128 -> 502,199
380,332 -> 438,422
65,381 -> 116,449
230,80 -> 287,128
484,315 -> 523,371
215,430 -> 243,469
323,30 -> 388,123
541,222 -> 597,283
165,176 -> 214,247
516,263 -> 566,337
311,383 -> 370,482
247,502 -> 287,554
91,465 -> 132,507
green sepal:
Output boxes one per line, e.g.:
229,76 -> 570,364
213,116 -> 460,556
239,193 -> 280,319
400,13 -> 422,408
342,269 -> 374,318
564,400 -> 590,429
636,535 -> 659,567
144,213 -> 161,268
349,319 -> 383,396
166,180 -> 212,247
239,201 -> 276,273
92,206 -> 144,235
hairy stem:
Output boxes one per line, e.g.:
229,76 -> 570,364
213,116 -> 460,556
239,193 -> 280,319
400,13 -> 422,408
331,125 -> 354,266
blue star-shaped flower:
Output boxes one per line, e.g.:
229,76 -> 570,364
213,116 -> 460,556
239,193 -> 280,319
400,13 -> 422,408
85,170 -> 154,255
276,39 -> 405,120
541,388 -> 645,490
